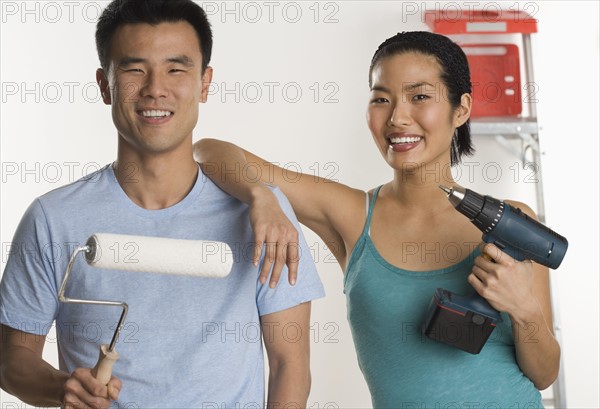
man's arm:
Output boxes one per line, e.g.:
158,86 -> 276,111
0,324 -> 121,407
0,325 -> 66,406
261,302 -> 312,407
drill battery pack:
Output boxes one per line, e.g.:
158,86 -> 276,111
422,288 -> 502,354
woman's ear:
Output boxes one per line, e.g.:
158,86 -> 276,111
96,68 -> 111,105
454,93 -> 472,127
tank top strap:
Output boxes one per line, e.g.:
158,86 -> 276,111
344,185 -> 384,289
364,185 -> 383,236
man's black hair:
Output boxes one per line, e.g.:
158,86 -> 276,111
96,0 -> 213,72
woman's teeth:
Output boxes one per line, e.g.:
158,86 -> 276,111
390,136 -> 421,144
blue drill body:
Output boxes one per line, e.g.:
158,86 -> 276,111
421,185 -> 568,354
458,188 -> 568,268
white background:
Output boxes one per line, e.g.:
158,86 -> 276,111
1,1 -> 598,407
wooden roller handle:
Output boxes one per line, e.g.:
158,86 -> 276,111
91,344 -> 119,385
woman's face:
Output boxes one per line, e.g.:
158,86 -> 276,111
367,52 -> 470,173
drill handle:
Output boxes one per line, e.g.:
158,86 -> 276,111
464,291 -> 502,321
482,234 -> 525,262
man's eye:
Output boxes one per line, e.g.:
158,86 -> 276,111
126,68 -> 143,73
371,97 -> 389,104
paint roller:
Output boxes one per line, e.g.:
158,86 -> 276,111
58,233 -> 233,385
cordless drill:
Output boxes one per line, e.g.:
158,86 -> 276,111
421,185 -> 568,354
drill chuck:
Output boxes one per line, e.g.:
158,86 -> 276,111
439,185 -> 568,269
439,185 -> 482,219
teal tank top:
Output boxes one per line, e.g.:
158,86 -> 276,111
344,186 -> 543,408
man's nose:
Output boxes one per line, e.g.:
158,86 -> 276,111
140,71 -> 168,99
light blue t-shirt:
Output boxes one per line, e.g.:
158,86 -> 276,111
344,187 -> 543,408
0,164 -> 325,408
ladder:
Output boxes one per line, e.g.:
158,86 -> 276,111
425,8 -> 566,408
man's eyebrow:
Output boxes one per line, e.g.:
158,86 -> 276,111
117,57 -> 146,66
116,56 -> 196,67
167,55 -> 195,67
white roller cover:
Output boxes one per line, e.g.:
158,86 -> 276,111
85,233 -> 233,278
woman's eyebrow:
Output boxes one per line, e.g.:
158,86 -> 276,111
370,85 -> 391,93
371,82 -> 437,92
403,81 -> 436,91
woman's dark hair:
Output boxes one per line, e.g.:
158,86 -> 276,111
96,0 -> 213,73
370,31 -> 474,165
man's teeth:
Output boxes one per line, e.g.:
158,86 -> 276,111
141,110 -> 172,118
390,136 -> 421,144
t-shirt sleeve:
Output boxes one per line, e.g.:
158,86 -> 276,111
255,187 -> 325,316
0,199 -> 60,335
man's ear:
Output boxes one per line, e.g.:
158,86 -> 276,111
454,93 -> 472,128
96,68 -> 111,105
199,66 -> 213,103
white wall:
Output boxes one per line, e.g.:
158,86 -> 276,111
1,1 -> 598,407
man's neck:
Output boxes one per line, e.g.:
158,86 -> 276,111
114,151 -> 199,210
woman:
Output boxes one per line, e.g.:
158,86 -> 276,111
195,31 -> 559,406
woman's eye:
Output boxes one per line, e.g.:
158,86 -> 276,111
413,94 -> 430,102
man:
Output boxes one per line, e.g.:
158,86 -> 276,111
0,0 -> 324,407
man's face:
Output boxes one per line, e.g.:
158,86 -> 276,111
97,21 -> 212,156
